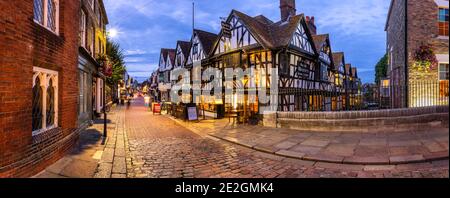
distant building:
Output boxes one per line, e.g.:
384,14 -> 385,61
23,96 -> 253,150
77,0 -> 109,125
158,49 -> 176,102
385,0 -> 449,108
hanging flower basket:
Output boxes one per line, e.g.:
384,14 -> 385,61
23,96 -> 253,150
96,54 -> 113,77
412,45 -> 438,73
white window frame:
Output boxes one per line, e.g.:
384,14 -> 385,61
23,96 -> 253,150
438,62 -> 449,81
32,67 -> 59,136
89,0 -> 95,10
33,0 -> 60,35
80,10 -> 87,48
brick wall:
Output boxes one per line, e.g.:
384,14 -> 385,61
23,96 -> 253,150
0,0 -> 81,177
407,0 -> 449,84
386,0 -> 407,108
387,0 -> 450,108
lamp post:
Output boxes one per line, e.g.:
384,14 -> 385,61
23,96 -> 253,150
103,77 -> 107,138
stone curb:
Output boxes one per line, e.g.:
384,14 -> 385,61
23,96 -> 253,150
208,133 -> 449,165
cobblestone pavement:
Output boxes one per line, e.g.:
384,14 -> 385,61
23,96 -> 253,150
124,97 -> 449,178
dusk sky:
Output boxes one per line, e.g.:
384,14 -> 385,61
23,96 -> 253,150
104,0 -> 391,83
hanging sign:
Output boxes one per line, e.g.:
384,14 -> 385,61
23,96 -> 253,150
222,21 -> 232,38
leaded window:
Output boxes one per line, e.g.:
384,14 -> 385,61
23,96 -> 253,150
46,79 -> 55,127
34,0 -> 44,24
47,0 -> 56,31
33,0 -> 59,34
32,67 -> 58,136
32,77 -> 43,132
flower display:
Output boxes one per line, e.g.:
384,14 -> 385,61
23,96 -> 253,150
412,45 -> 438,73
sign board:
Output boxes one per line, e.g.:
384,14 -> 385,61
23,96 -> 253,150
153,103 -> 161,115
187,106 -> 198,121
221,21 -> 232,38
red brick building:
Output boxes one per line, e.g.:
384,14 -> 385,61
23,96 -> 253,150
385,0 -> 449,108
0,0 -> 81,177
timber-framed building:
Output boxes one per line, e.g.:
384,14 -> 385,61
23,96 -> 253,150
159,0 -> 362,121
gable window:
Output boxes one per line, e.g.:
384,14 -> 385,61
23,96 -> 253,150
193,43 -> 199,55
32,67 -> 58,136
33,0 -> 59,34
439,8 -> 449,36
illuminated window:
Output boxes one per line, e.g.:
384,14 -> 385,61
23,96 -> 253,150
439,8 -> 449,36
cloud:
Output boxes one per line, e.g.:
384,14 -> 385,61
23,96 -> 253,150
309,0 -> 390,36
104,0 -> 390,83
124,49 -> 147,56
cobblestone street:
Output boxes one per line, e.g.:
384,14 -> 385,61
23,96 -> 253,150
121,97 -> 449,178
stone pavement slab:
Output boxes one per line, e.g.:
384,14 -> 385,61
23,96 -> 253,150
172,115 -> 449,165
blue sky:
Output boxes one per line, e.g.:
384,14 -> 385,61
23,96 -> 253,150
104,0 -> 391,83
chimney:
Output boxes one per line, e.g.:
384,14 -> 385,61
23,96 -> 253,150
306,16 -> 317,35
280,0 -> 296,21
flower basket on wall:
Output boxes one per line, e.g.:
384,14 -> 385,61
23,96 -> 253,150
96,54 -> 113,77
412,45 -> 438,74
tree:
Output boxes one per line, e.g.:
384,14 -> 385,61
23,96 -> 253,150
106,38 -> 126,85
375,53 -> 388,85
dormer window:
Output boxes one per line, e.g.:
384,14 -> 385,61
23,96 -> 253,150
193,43 -> 199,55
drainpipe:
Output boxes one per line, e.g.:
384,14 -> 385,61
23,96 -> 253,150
404,0 -> 409,108
103,77 -> 107,138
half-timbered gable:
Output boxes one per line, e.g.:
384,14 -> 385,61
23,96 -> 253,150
332,52 -> 345,87
312,34 -> 334,83
213,13 -> 259,55
174,41 -> 191,69
289,20 -> 315,55
187,29 -> 218,65
158,49 -> 170,71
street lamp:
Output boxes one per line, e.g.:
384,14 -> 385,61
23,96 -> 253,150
103,75 -> 107,138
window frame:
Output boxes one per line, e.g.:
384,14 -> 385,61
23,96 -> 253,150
33,0 -> 60,35
32,67 -> 59,136
438,62 -> 449,81
80,9 -> 87,48
438,7 -> 449,37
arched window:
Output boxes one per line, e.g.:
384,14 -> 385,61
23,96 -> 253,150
46,79 -> 55,127
33,67 -> 58,136
32,77 -> 43,131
